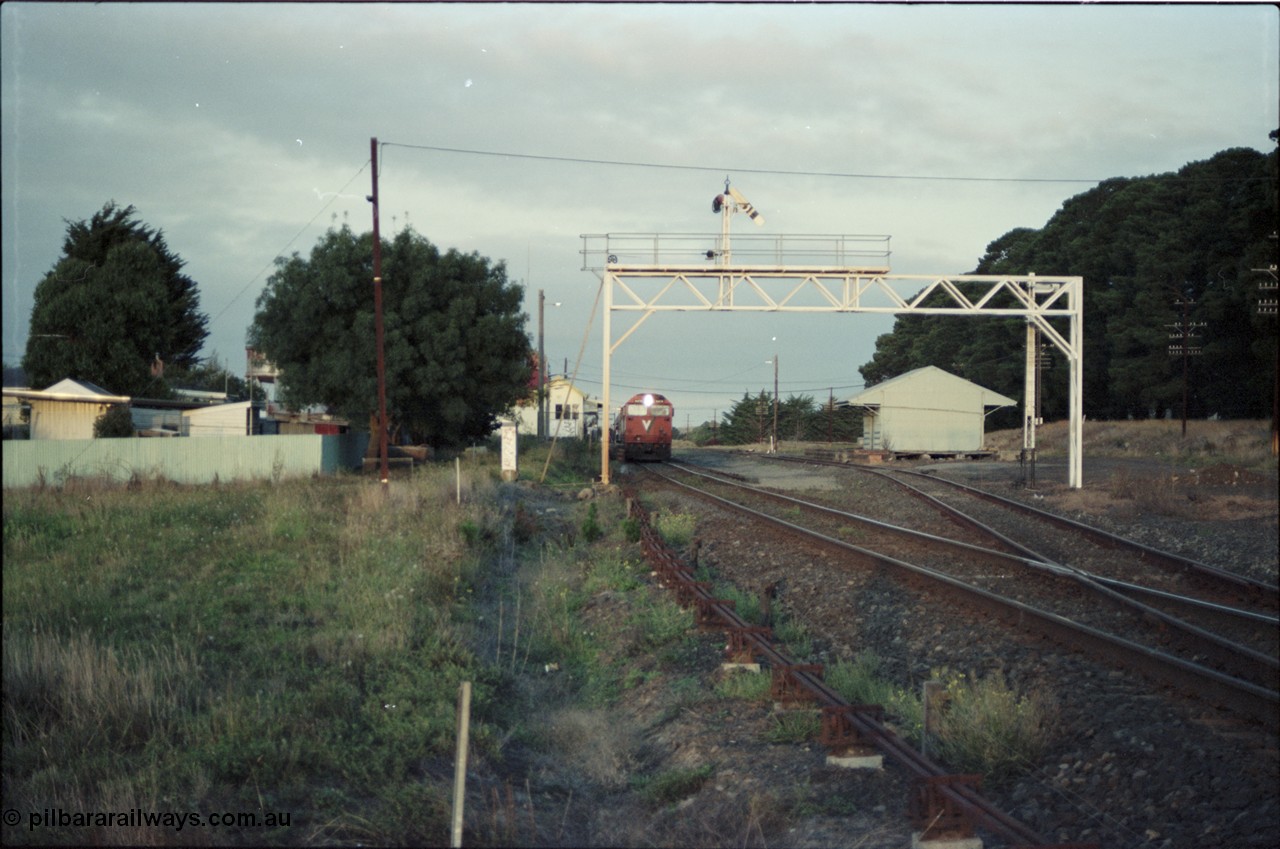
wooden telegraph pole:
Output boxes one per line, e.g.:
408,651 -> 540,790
1167,295 -> 1204,438
369,137 -> 390,486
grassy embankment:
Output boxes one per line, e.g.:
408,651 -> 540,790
5,437 -> 1054,846
3,441 -> 603,844
985,417 -> 1276,469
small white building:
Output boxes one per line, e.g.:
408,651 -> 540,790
513,375 -> 600,439
2,378 -> 131,440
182,400 -> 258,437
844,366 -> 1016,453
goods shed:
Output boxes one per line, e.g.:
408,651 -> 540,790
844,366 -> 1015,454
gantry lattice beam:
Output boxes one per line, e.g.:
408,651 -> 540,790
584,234 -> 1084,488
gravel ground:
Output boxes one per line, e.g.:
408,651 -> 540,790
636,450 -> 1278,848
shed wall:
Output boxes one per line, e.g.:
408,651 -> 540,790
877,407 -> 984,452
30,400 -> 112,440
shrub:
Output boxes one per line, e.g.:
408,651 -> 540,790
932,669 -> 1056,784
93,404 -> 135,438
580,502 -> 603,543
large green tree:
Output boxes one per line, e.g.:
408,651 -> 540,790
249,225 -> 532,448
860,147 -> 1278,421
23,202 -> 209,395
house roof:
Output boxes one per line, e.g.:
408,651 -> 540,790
2,378 -> 130,404
846,365 -> 1016,409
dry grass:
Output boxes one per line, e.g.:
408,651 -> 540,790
3,465 -> 505,845
986,418 -> 1276,470
541,707 -> 638,790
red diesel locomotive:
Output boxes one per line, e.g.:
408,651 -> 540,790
612,393 -> 674,462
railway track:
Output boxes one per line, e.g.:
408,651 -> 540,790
621,489 -> 1092,848
651,457 -> 1279,730
769,452 -> 1278,614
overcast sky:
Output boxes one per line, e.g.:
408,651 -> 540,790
3,2 -> 1276,426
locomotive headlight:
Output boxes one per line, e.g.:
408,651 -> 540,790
643,393 -> 654,408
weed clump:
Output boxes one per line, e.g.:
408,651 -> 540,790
931,669 -> 1056,784
654,512 -> 696,546
634,764 -> 714,808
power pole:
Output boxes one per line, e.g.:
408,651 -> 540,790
537,289 -> 546,438
369,137 -> 389,487
772,354 -> 779,453
1255,253 -> 1278,455
1167,294 -> 1204,438
828,387 -> 834,444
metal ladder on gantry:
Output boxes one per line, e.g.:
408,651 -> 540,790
582,182 -> 1084,487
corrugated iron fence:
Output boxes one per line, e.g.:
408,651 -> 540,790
2,433 -> 369,488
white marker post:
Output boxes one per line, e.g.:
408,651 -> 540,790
500,419 -> 518,482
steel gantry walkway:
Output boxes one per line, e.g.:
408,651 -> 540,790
582,190 -> 1084,487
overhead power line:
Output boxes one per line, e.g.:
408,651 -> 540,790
206,160 -> 372,331
381,141 -> 1270,186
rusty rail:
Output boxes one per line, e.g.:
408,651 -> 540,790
768,452 -> 1279,611
625,491 -> 1097,848
650,464 -> 1279,729
665,460 -> 1279,695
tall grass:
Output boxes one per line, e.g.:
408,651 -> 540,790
3,465 -> 510,845
930,669 -> 1056,784
812,653 -> 1054,783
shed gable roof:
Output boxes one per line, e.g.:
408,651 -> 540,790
45,378 -> 119,397
2,377 -> 130,404
847,366 -> 1016,409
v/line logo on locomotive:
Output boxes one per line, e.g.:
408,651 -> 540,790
611,392 -> 674,462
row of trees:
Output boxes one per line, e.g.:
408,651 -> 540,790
861,146 -> 1278,422
685,390 -> 864,446
22,205 -> 533,448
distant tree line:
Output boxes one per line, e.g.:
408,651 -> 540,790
688,391 -> 863,446
860,146 -> 1278,423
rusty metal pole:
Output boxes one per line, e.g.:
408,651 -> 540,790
369,137 -> 389,487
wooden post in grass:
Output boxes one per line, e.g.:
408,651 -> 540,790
451,681 -> 472,847
922,680 -> 944,759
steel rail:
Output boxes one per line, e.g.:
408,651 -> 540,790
667,461 -> 1279,690
623,492 -> 1082,848
874,464 -> 1279,606
704,454 -> 1277,629
645,465 -> 1280,731
764,452 -> 1279,610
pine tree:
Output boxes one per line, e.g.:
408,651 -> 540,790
23,202 -> 208,395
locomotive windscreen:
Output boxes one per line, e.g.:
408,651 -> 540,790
626,403 -> 671,416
